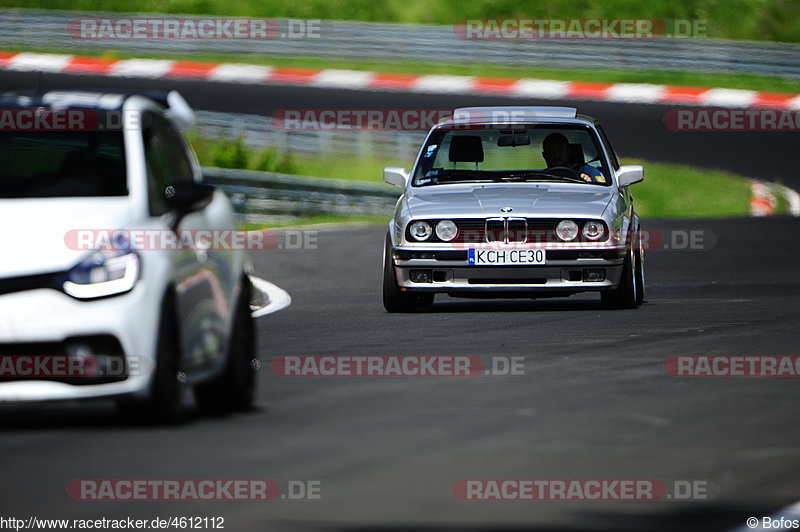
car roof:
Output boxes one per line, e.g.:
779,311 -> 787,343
0,90 -> 162,110
0,89 -> 195,129
436,106 -> 597,128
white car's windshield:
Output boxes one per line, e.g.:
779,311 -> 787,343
413,125 -> 610,186
0,130 -> 127,198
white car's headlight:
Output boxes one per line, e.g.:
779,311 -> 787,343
582,220 -> 606,241
555,220 -> 579,242
435,220 -> 458,242
409,221 -> 433,242
63,248 -> 140,300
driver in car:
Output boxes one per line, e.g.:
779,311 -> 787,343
542,132 -> 606,183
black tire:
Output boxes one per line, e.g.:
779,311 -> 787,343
116,295 -> 184,424
382,233 -> 433,313
634,234 -> 646,305
193,278 -> 257,414
601,241 -> 639,310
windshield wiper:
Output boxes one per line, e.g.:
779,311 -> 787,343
417,170 -> 504,186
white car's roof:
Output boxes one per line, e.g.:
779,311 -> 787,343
0,89 -> 194,129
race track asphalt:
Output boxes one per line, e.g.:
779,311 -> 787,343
1,70 -> 799,532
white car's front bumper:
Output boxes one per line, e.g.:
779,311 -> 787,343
0,282 -> 161,402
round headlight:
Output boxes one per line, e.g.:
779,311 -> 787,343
555,220 -> 579,241
582,220 -> 606,241
409,221 -> 433,241
435,220 -> 458,242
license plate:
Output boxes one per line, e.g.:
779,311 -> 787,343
468,248 -> 545,266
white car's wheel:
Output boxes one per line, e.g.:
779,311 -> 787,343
193,278 -> 257,414
116,295 -> 184,423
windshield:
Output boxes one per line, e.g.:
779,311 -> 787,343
0,130 -> 127,198
413,125 -> 610,187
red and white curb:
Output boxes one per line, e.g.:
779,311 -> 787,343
750,180 -> 800,217
2,51 -> 800,109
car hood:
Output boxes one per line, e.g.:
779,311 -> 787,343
404,183 -> 615,220
0,198 -> 134,279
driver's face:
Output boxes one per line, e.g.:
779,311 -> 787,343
543,142 -> 570,168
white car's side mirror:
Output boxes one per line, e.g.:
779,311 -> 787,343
616,165 -> 644,187
384,167 -> 409,188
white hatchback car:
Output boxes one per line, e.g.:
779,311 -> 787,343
0,90 -> 256,422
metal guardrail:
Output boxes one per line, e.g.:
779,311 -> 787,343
194,111 -> 425,159
1,9 -> 800,79
202,166 -> 399,223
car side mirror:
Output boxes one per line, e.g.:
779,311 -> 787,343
165,182 -> 216,213
616,165 -> 644,187
383,167 -> 409,188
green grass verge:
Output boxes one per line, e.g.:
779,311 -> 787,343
187,132 -> 411,178
9,44 -> 800,94
623,158 -> 751,218
3,0 -> 799,42
188,134 -> 301,174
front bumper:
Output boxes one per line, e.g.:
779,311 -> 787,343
392,246 -> 627,295
0,283 -> 160,402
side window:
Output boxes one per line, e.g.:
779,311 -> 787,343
597,126 -> 620,170
142,112 -> 194,216
142,112 -> 171,215
159,116 -> 194,181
